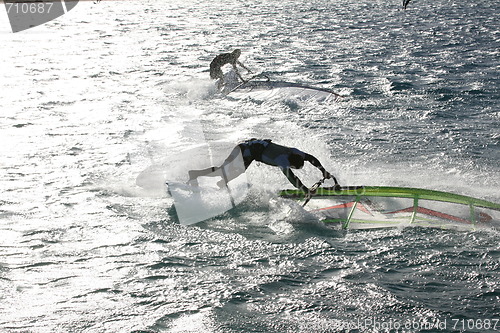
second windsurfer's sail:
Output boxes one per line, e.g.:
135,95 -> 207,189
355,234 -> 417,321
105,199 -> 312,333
221,71 -> 342,102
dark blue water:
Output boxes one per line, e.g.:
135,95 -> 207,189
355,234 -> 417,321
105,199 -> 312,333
1,0 -> 499,332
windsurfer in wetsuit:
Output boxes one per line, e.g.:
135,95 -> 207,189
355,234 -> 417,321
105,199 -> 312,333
210,49 -> 252,90
187,139 -> 339,192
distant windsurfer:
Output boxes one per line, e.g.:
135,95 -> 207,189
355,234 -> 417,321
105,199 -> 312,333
210,49 -> 252,90
187,139 -> 339,192
403,0 -> 411,9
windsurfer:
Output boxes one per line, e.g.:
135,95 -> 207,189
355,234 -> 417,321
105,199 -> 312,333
187,139 -> 340,192
210,49 -> 252,90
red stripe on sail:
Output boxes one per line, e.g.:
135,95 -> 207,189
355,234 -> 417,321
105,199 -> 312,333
313,202 -> 372,216
388,207 -> 471,224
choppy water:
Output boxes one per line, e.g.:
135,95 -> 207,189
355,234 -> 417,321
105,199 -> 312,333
1,0 -> 499,332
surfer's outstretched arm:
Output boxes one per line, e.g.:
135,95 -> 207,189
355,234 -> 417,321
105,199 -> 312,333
237,60 -> 252,73
232,64 -> 250,82
304,153 -> 339,185
234,68 -> 246,83
281,168 -> 309,192
304,154 -> 330,178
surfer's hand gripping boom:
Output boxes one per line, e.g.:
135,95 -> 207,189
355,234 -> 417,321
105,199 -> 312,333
321,170 -> 340,189
302,175 -> 341,207
303,177 -> 326,207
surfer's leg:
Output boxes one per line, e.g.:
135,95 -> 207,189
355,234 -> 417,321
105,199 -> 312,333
188,147 -> 247,186
217,146 -> 247,183
220,146 -> 243,165
212,68 -> 224,90
188,167 -> 219,180
187,147 -> 240,179
236,71 -> 246,83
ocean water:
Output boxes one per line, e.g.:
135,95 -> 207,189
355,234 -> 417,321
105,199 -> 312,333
1,0 -> 499,332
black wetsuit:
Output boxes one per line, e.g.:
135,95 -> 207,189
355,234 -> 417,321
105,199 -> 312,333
225,139 -> 328,191
210,53 -> 239,80
188,139 -> 332,191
